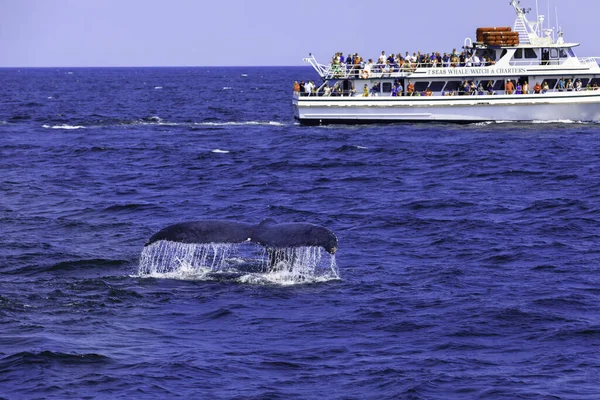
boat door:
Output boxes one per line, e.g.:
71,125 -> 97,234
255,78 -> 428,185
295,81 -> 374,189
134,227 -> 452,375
342,80 -> 354,96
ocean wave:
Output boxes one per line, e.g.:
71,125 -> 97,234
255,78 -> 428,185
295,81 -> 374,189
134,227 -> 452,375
103,203 -> 160,213
37,118 -> 287,129
477,120 -> 597,125
46,258 -> 129,272
193,121 -> 286,127
1,351 -> 111,367
42,124 -> 85,130
212,149 -> 230,154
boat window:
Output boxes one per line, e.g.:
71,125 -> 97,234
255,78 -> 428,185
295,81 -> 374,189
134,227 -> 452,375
541,49 -> 550,65
524,48 -> 537,59
549,48 -> 559,58
429,81 -> 445,91
514,48 -> 523,59
589,78 -> 600,88
544,79 -> 557,89
342,80 -> 354,96
414,82 -> 430,92
579,78 -> 590,87
444,81 -> 462,91
559,48 -> 568,58
493,80 -> 505,91
500,49 -> 508,59
567,48 -> 576,57
382,82 -> 393,93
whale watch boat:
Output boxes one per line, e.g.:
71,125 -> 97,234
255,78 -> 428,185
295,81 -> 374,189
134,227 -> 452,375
293,0 -> 600,124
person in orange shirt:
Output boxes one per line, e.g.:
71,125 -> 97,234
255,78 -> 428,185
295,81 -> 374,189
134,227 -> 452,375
293,81 -> 300,94
533,82 -> 542,94
505,80 -> 515,94
407,81 -> 415,96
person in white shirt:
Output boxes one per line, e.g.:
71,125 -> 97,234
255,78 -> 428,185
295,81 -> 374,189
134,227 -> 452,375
378,51 -> 386,65
304,81 -> 314,96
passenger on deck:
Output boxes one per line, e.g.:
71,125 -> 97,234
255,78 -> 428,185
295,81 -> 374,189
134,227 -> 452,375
463,80 -> 471,95
533,82 -> 542,94
542,81 -> 550,93
378,51 -> 387,65
558,77 -> 565,91
443,53 -> 451,67
575,79 -> 583,91
346,54 -> 353,67
505,80 -> 515,95
407,81 -> 415,96
522,81 -> 530,94
477,82 -> 485,95
304,80 -> 314,96
470,81 -> 477,95
293,81 -> 300,94
566,79 -> 574,91
515,82 -> 523,94
363,84 -> 369,97
593,82 -> 599,90
370,82 -> 380,96
487,80 -> 494,95
465,54 -> 473,67
382,61 -> 391,76
362,59 -> 373,78
451,54 -> 459,67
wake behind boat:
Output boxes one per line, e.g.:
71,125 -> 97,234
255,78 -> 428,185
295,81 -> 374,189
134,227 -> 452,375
293,0 -> 600,124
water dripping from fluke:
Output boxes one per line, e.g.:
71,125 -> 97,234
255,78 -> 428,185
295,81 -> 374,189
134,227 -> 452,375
137,242 -> 339,285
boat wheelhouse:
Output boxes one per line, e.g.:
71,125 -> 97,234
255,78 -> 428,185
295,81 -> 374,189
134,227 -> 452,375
293,0 -> 600,125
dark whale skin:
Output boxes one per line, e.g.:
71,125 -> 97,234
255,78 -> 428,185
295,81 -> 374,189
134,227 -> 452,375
145,219 -> 337,254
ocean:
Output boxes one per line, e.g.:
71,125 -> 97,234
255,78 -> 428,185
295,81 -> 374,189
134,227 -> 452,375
1,66 -> 599,399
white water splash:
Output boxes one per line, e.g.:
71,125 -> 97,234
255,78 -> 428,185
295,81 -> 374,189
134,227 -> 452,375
42,124 -> 85,130
474,120 -> 593,125
193,121 -> 285,127
137,242 -> 339,285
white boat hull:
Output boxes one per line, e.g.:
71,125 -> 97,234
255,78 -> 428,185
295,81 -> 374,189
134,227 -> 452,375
293,92 -> 600,124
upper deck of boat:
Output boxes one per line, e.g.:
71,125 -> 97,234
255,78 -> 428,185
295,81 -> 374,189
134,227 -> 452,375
304,0 -> 600,82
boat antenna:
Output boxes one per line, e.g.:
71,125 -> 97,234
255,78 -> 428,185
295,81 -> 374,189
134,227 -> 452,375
535,0 -> 539,35
547,0 -> 551,39
555,6 -> 564,44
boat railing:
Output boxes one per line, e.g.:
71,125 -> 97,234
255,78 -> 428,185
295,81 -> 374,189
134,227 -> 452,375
307,57 -> 600,81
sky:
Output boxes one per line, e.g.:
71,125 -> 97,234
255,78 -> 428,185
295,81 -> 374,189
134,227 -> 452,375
0,0 -> 598,67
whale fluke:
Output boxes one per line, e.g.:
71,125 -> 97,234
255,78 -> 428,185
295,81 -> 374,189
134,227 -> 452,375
145,219 -> 338,254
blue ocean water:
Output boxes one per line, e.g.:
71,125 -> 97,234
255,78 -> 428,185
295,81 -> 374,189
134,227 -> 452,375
1,66 -> 600,399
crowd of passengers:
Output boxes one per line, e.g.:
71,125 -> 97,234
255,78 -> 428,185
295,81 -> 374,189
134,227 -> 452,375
293,77 -> 599,97
328,50 -> 498,77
